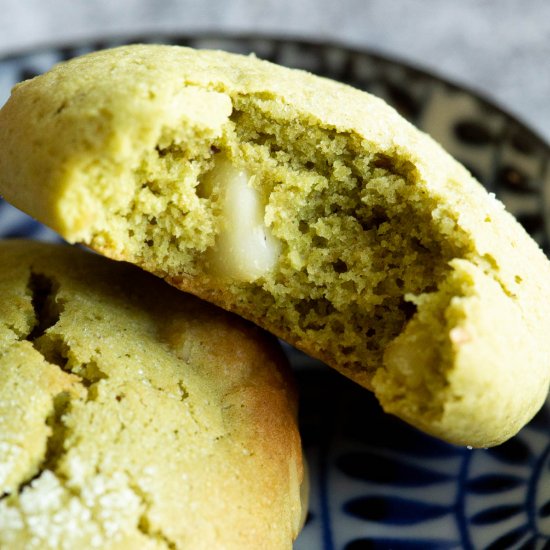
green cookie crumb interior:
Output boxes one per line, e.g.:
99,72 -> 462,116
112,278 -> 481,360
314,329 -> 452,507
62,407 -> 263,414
64,93 -> 476,422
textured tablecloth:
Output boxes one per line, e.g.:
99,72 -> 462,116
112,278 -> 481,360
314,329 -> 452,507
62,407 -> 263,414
0,0 -> 549,142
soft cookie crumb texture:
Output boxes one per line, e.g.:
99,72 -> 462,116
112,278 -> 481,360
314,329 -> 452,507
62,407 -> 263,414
81,94 -> 466,399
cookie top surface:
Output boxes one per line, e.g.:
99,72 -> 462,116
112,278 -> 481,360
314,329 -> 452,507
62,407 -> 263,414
0,44 -> 451,235
0,240 -> 303,550
0,45 -> 549,449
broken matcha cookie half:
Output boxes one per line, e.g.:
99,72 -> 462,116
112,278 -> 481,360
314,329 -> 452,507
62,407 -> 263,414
0,45 -> 549,447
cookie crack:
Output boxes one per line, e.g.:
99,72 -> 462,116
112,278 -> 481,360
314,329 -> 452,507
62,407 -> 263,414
25,270 -> 110,387
0,390 -> 73,502
41,391 -> 72,474
130,482 -> 177,549
4,272 -> 111,499
25,270 -> 74,371
26,271 -> 63,342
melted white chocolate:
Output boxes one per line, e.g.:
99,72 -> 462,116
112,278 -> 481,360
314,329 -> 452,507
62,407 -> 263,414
204,156 -> 280,282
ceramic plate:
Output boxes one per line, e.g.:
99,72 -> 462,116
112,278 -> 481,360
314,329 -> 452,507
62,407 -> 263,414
1,35 -> 549,550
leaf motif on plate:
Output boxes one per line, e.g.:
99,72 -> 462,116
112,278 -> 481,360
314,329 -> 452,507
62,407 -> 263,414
470,504 -> 524,525
344,537 -> 459,549
466,473 -> 525,494
337,451 -> 453,486
344,495 -> 450,524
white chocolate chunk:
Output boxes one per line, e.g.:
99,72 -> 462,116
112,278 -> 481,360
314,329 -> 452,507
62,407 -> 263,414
204,156 -> 280,282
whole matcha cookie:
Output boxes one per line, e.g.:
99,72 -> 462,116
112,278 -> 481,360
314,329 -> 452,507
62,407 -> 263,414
0,45 -> 549,447
0,240 -> 304,550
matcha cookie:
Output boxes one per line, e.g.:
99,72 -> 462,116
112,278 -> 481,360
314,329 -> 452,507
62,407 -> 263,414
0,45 -> 549,447
0,240 -> 304,549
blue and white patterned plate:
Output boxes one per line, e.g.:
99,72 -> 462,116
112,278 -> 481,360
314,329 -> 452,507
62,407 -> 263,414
1,35 -> 549,550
